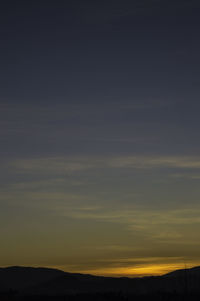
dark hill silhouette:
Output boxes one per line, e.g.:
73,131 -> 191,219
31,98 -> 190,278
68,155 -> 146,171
0,266 -> 64,290
165,265 -> 200,277
0,266 -> 200,296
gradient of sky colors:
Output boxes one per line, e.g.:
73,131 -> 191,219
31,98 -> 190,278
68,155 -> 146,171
1,0 -> 200,277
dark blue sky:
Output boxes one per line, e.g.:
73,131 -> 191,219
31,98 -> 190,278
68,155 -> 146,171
1,0 -> 200,104
1,0 -> 200,276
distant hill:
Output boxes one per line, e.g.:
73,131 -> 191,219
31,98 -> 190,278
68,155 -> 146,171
165,266 -> 200,278
0,266 -> 64,290
0,266 -> 200,296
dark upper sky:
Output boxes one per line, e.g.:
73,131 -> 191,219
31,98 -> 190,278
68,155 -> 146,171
1,0 -> 200,104
1,0 -> 200,276
1,0 -> 200,158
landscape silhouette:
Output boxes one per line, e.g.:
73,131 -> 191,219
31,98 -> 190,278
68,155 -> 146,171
1,265 -> 200,300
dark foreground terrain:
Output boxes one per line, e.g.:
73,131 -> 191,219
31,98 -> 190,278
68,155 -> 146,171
1,266 -> 200,300
1,291 -> 200,301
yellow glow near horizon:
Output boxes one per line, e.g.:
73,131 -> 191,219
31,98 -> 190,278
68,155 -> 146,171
76,262 -> 200,278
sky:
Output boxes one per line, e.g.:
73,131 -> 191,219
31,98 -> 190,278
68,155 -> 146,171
1,0 -> 200,277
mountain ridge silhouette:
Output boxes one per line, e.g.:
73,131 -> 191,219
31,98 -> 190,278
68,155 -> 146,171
1,265 -> 200,295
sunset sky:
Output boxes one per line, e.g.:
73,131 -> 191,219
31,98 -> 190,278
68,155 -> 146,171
1,0 -> 200,277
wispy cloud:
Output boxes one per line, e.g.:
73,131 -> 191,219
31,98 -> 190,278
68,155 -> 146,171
11,157 -> 96,174
7,155 -> 200,186
109,155 -> 200,169
56,205 -> 200,242
171,173 -> 200,180
59,205 -> 200,225
10,154 -> 200,172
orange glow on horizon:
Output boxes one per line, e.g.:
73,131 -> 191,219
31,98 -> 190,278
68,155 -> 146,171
66,262 -> 200,278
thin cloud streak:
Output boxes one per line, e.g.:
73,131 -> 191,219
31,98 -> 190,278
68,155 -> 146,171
10,155 -> 200,174
56,205 -> 200,245
59,206 -> 200,226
